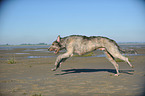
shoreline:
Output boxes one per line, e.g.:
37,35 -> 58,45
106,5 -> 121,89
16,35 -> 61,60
0,45 -> 145,96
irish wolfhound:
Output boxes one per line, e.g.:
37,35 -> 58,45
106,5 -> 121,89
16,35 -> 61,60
48,35 -> 136,76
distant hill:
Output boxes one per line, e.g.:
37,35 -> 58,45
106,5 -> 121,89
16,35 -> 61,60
20,43 -> 47,45
118,42 -> 145,45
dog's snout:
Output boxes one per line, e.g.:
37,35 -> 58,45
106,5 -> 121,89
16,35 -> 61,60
48,47 -> 54,51
48,47 -> 50,51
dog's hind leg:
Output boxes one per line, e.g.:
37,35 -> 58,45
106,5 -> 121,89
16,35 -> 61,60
104,50 -> 120,76
106,47 -> 134,68
114,54 -> 134,68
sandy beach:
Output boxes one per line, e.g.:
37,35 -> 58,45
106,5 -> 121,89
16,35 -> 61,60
0,45 -> 145,96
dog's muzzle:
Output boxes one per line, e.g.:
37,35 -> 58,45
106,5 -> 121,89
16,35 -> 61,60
48,47 -> 60,54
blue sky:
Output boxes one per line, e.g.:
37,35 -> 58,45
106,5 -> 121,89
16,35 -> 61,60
0,0 -> 145,45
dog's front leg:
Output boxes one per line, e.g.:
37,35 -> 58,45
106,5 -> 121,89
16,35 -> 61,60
51,52 -> 72,71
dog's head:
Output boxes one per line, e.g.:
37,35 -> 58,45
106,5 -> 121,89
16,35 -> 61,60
48,35 -> 62,54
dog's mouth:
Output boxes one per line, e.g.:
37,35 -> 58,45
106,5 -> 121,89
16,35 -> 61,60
54,49 -> 60,54
49,48 -> 60,54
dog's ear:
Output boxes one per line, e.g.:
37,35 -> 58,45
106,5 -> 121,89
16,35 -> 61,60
57,35 -> 61,42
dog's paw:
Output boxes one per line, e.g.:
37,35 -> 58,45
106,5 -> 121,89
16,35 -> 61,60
131,65 -> 134,68
51,68 -> 56,71
114,74 -> 119,76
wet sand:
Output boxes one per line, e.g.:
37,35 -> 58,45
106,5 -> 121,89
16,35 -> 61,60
0,46 -> 145,96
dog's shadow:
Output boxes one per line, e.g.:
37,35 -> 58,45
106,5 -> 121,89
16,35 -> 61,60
55,68 -> 134,75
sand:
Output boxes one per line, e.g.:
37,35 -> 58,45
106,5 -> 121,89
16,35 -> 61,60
0,46 -> 145,96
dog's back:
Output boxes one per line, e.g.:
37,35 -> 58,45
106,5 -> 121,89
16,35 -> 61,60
63,35 -> 118,55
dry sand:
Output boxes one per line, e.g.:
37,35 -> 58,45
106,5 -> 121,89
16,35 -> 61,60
0,46 -> 145,96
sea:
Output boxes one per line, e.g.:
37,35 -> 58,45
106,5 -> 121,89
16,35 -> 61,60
0,43 -> 145,50
0,43 -> 145,59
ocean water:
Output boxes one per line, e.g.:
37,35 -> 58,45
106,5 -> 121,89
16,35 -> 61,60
0,44 -> 145,50
0,44 -> 145,59
0,45 -> 49,50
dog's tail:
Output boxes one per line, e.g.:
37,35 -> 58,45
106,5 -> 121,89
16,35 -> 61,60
118,47 -> 137,54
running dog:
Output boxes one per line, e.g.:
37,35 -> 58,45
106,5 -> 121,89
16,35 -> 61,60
48,35 -> 137,76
